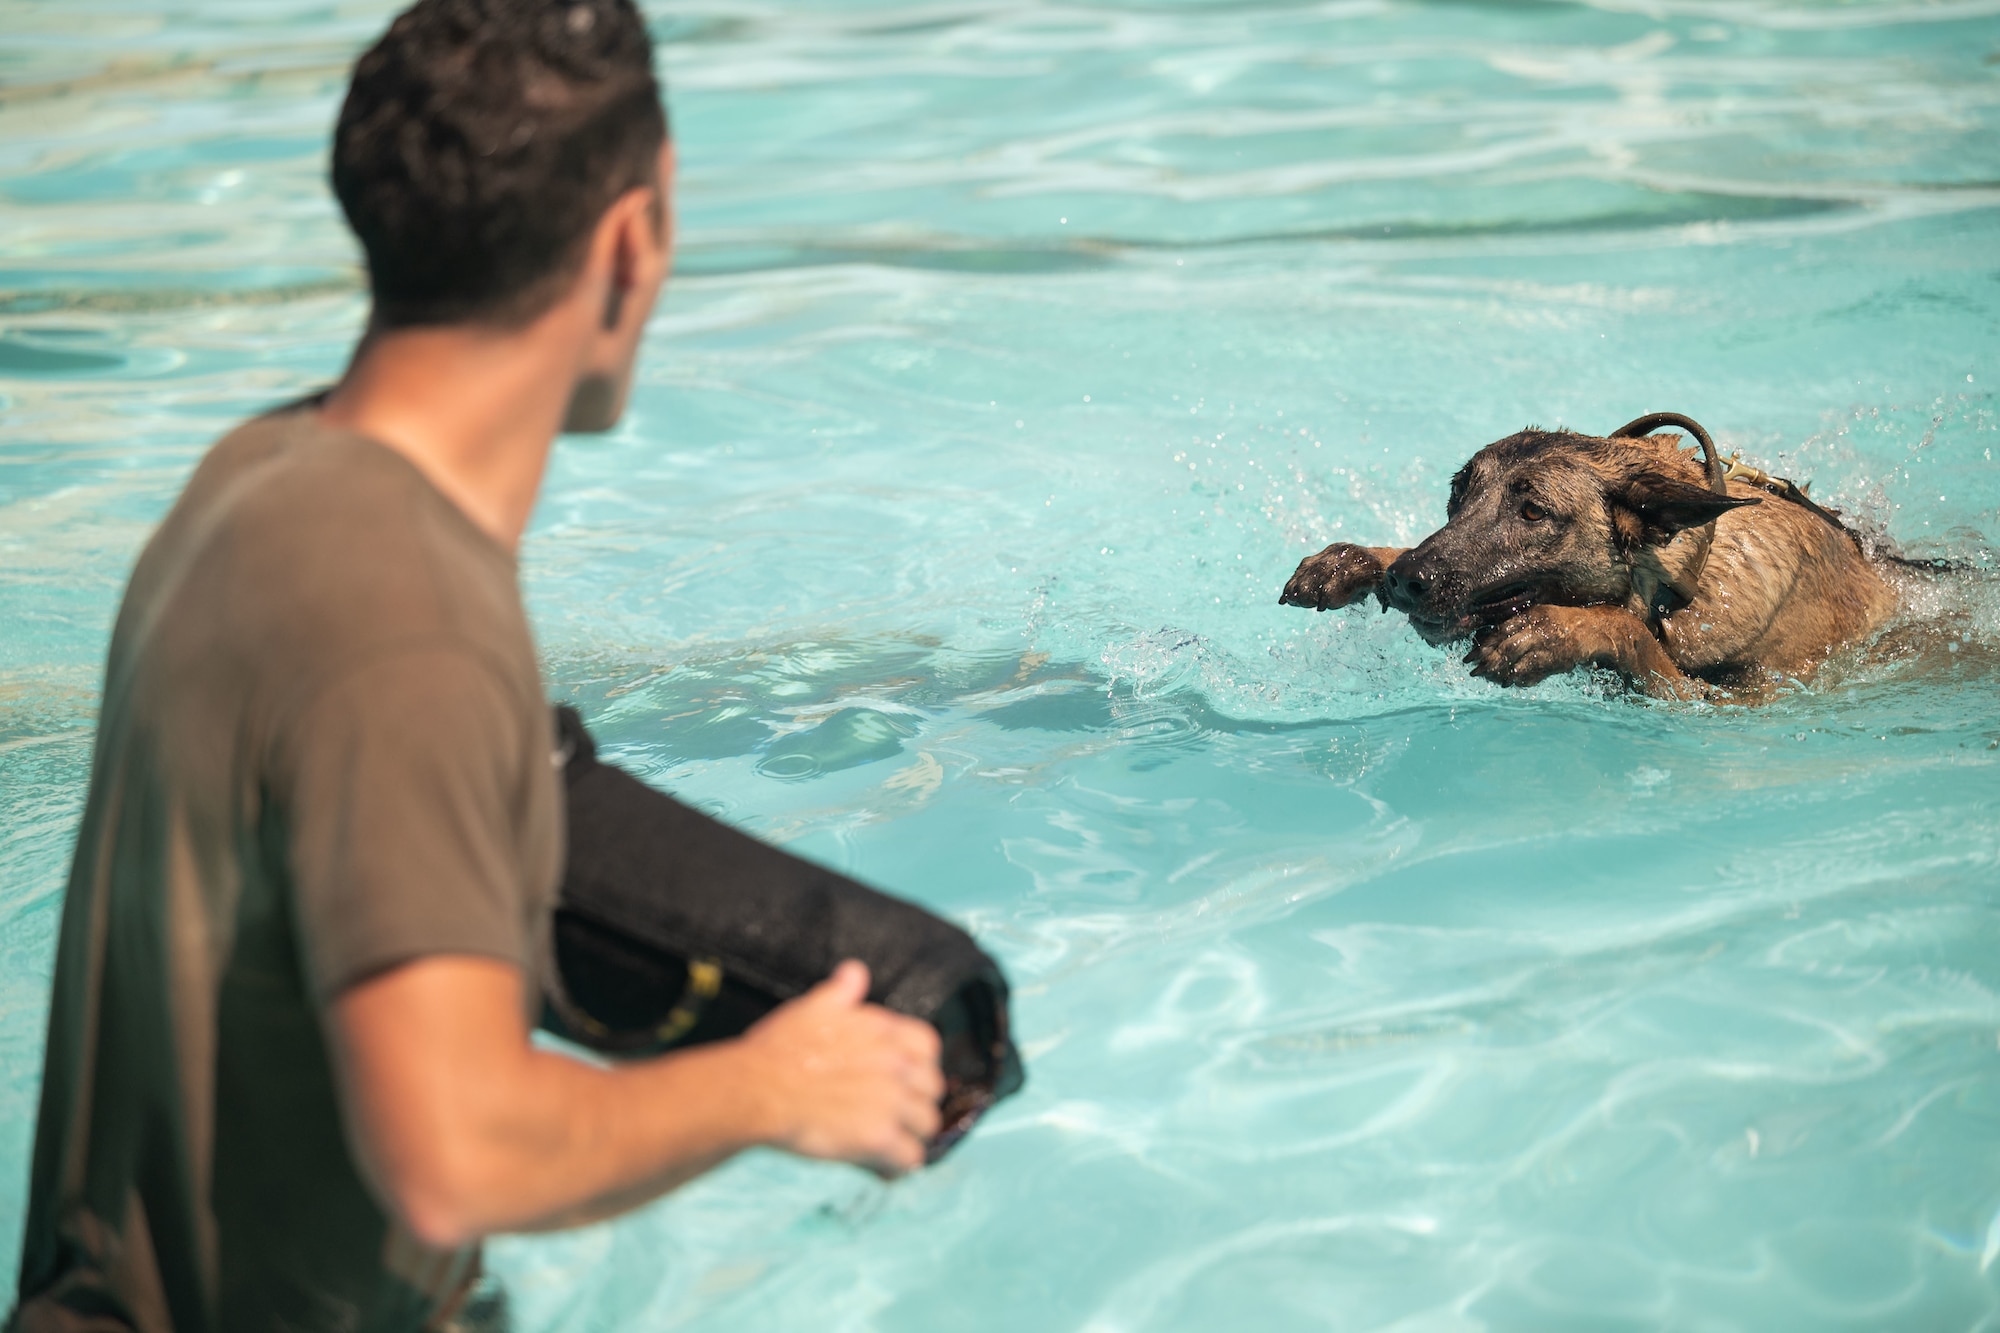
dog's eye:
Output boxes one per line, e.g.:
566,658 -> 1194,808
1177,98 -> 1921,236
1520,500 -> 1549,523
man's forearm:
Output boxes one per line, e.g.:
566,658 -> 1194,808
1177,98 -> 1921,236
435,1041 -> 771,1238
333,958 -> 770,1245
331,955 -> 940,1248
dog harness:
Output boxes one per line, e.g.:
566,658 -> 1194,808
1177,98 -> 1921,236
1608,410 -> 1859,627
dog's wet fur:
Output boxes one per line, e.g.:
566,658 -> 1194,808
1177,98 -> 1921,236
1280,426 -> 1906,699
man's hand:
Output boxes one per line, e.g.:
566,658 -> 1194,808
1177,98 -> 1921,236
739,961 -> 943,1176
329,955 -> 944,1249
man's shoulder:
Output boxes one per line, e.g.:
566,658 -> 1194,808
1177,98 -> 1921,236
127,402 -> 529,703
194,403 -> 462,549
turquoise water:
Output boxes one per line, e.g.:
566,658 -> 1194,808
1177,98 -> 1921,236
5,0 -> 2000,1326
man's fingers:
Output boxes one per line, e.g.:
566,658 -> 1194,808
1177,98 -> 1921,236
868,1131 -> 926,1179
751,963 -> 951,1177
880,1015 -> 944,1100
861,1086 -> 938,1177
906,1053 -> 946,1103
888,1012 -> 940,1062
904,1090 -> 943,1143
899,1094 -> 939,1151
812,959 -> 871,1007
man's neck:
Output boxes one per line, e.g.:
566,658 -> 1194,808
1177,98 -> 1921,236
318,311 -> 584,552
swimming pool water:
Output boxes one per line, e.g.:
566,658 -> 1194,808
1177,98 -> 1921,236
5,0 -> 2000,1327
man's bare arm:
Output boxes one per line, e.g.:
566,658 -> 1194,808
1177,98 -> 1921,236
329,956 -> 942,1248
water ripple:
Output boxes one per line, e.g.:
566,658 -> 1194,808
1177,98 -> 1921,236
4,0 -> 1999,1326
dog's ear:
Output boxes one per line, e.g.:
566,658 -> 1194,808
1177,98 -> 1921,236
1609,471 -> 1760,547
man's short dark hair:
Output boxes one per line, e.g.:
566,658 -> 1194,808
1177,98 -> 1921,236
332,0 -> 669,329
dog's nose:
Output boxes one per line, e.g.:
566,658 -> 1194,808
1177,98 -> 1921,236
1381,552 -> 1432,612
1382,562 -> 1425,606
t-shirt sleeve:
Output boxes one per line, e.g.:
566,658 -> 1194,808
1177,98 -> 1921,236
277,644 -> 540,1003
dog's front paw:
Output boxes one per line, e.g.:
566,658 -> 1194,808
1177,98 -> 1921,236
1466,605 -> 1624,686
1280,544 -> 1387,611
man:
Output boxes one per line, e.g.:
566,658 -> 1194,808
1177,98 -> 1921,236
11,1 -> 944,1328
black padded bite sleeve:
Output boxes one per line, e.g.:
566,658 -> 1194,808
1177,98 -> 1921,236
542,706 -> 1023,1158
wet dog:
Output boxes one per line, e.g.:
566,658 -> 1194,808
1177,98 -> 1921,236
1279,413 -> 1903,698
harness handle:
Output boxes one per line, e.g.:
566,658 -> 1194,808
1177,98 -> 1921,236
1611,410 -> 1857,541
1609,411 -> 1728,496
1605,410 -> 1873,621
1606,411 -> 1729,619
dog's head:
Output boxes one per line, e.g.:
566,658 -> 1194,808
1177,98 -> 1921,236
1381,428 -> 1758,643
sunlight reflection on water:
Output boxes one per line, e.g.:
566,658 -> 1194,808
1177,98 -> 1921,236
3,0 -> 1999,1326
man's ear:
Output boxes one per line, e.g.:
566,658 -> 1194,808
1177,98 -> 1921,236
598,199 -> 645,331
1610,471 -> 1760,547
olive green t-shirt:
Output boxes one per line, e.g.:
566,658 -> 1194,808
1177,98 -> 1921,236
12,405 -> 563,1332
